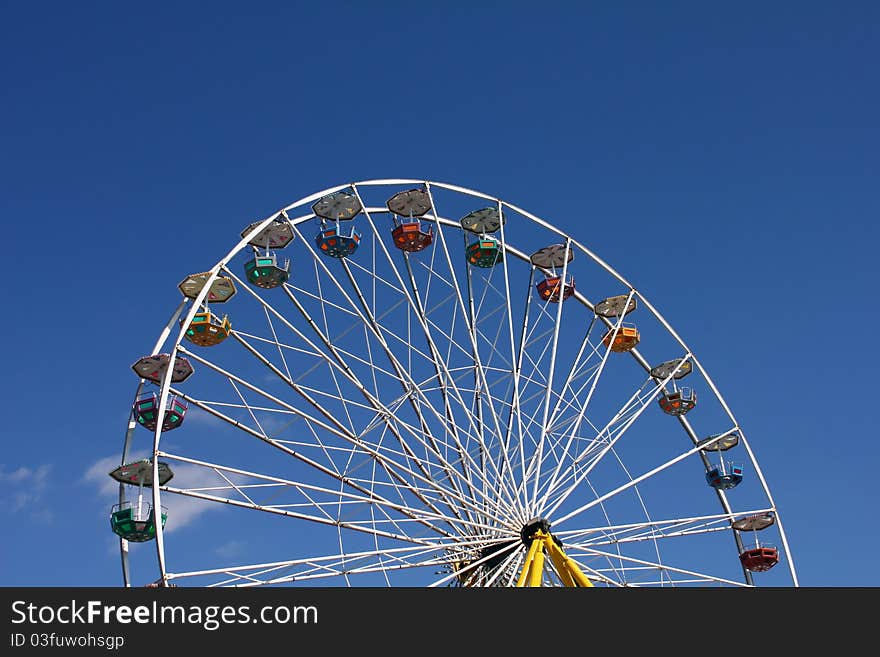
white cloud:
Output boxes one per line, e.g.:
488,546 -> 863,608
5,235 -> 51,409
84,455 -> 130,499
175,405 -> 228,427
83,453 -> 247,535
0,463 -> 52,518
180,404 -> 299,439
215,540 -> 248,559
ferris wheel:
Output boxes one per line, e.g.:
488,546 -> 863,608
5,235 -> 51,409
111,179 -> 798,587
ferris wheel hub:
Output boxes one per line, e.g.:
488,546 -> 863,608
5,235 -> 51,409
520,517 -> 554,546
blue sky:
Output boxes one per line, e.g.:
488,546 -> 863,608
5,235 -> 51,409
1,1 -> 877,587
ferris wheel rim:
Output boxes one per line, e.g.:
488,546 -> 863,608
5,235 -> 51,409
118,178 -> 798,588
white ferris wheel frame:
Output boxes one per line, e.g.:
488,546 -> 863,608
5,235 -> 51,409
116,178 -> 799,588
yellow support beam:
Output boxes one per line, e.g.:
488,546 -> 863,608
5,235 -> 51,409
546,540 -> 577,587
516,529 -> 595,587
544,533 -> 594,587
529,544 -> 545,587
516,534 -> 543,587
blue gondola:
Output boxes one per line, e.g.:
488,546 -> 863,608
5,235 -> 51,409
705,462 -> 743,490
315,225 -> 361,259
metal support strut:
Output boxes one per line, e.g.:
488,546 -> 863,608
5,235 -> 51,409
515,519 -> 594,587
